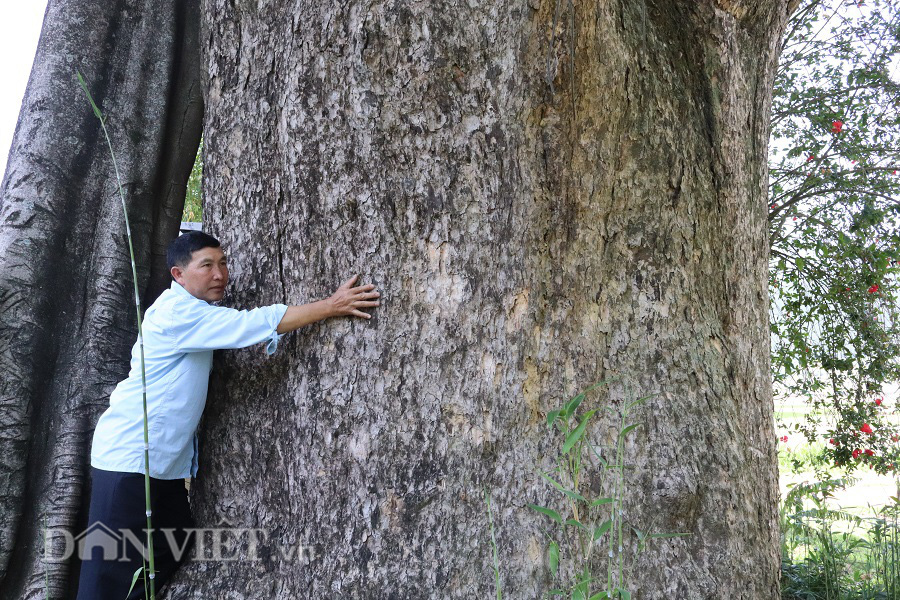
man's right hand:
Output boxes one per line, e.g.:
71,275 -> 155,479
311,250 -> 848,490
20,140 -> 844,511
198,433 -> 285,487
327,275 -> 380,319
276,275 -> 380,334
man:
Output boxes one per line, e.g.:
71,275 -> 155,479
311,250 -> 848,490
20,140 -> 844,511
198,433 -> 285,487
75,231 -> 379,599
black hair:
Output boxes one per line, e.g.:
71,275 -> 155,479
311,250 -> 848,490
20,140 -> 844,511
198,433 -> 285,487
166,231 -> 222,271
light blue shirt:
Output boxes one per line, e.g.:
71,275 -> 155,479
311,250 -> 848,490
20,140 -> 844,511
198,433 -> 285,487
90,281 -> 288,479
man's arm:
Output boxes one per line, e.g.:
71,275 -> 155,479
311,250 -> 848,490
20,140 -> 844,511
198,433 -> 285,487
277,274 -> 380,334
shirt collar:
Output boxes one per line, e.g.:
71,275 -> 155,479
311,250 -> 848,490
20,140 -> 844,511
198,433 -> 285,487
169,280 -> 225,305
170,280 -> 208,303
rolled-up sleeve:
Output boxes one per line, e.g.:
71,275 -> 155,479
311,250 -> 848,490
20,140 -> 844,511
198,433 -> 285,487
168,302 -> 289,353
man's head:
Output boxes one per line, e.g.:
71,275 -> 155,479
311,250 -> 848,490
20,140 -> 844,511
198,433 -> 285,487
167,231 -> 228,303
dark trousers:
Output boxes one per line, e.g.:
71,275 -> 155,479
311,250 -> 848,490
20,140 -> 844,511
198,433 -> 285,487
75,467 -> 195,600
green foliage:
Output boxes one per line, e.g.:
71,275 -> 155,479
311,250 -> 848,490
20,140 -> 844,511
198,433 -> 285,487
780,439 -> 834,476
127,566 -> 145,599
183,140 -> 203,222
529,383 -> 687,599
769,0 -> 900,474
780,478 -> 900,599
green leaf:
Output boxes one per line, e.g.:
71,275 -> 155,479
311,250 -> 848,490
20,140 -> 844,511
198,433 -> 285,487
528,504 -> 562,524
620,423 -> 641,438
75,70 -> 104,120
549,540 -> 559,576
562,409 -> 598,453
126,567 -> 144,598
560,381 -> 610,420
593,519 -> 612,540
546,409 -> 561,428
590,497 -> 616,507
563,393 -> 585,418
592,449 -> 609,468
589,593 -> 610,600
541,472 -> 588,502
573,580 -> 589,600
625,394 -> 651,410
565,518 -> 588,530
796,257 -> 805,271
616,588 -> 631,600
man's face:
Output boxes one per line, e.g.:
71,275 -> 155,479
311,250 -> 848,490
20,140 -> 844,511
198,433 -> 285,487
170,246 -> 229,303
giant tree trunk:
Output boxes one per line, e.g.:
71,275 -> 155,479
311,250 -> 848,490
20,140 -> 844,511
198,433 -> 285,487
165,1 -> 793,598
0,1 -> 202,597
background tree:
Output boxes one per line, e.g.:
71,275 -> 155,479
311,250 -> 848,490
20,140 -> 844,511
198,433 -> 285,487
768,0 -> 900,473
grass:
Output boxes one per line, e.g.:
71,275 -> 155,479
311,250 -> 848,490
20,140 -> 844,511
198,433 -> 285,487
778,386 -> 900,598
780,481 -> 900,599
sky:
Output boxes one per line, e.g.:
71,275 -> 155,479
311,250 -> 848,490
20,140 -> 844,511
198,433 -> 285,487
0,2 -> 47,178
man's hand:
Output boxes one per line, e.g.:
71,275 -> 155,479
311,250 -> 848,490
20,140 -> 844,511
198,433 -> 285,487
327,275 -> 380,319
276,275 -> 380,334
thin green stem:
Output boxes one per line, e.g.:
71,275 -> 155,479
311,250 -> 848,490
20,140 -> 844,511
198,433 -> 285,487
484,489 -> 502,600
76,71 -> 156,600
616,406 -> 626,591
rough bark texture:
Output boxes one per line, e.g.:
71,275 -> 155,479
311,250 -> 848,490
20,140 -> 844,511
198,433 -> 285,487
162,0 -> 792,598
0,1 -> 202,597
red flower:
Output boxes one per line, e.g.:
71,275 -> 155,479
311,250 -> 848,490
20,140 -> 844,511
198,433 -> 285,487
832,120 -> 843,133
852,448 -> 861,459
864,449 -> 875,457
861,423 -> 873,434
868,284 -> 879,294
780,435 -> 788,442
875,398 -> 882,406
892,435 -> 899,442
807,155 -> 815,162
829,438 -> 836,445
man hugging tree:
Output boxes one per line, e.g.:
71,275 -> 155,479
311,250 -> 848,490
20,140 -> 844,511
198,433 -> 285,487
76,231 -> 380,599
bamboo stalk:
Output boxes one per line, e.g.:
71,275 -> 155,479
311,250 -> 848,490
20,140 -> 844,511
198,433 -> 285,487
76,71 -> 157,600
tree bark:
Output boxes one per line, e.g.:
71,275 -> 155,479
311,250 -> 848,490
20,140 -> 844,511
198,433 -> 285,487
0,1 -> 201,597
164,0 -> 792,598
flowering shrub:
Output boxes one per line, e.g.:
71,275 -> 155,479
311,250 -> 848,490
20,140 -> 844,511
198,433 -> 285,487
769,0 -> 900,474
